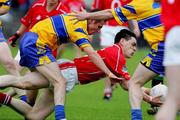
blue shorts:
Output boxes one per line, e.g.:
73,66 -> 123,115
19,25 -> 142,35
0,27 -> 6,42
19,32 -> 56,68
140,42 -> 165,76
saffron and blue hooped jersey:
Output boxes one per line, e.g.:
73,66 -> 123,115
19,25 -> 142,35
30,14 -> 91,51
0,0 -> 11,42
112,0 -> 164,50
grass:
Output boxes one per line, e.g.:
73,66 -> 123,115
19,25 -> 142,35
0,46 -> 179,120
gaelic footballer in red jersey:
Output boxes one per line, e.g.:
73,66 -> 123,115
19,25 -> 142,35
91,0 -> 133,100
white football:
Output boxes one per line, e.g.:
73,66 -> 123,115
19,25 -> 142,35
150,84 -> 168,102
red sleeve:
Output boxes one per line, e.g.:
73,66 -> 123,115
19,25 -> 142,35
59,2 -> 70,13
91,0 -> 103,10
20,6 -> 33,27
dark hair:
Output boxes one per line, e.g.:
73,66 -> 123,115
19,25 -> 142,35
114,29 -> 137,44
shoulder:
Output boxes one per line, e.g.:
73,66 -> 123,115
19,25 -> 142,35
31,0 -> 45,8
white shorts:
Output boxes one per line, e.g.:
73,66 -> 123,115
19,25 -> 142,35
57,59 -> 79,92
163,26 -> 180,66
100,25 -> 128,47
14,50 -> 21,61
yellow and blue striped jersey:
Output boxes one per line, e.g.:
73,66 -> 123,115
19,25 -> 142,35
112,0 -> 164,49
0,0 -> 11,26
30,14 -> 91,50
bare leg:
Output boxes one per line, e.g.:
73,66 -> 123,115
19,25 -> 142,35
103,78 -> 112,100
36,62 -> 66,119
26,88 -> 54,120
0,72 -> 49,89
128,63 -> 157,119
0,42 -> 25,97
156,65 -> 180,120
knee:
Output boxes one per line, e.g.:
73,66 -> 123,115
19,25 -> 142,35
128,79 -> 142,89
18,80 -> 34,89
26,112 -> 44,120
52,77 -> 67,87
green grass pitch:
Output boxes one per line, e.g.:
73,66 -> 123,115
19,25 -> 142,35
0,46 -> 179,120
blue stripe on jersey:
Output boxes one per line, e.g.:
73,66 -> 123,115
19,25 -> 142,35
75,28 -> 87,35
50,15 -> 69,43
114,8 -> 128,22
138,14 -> 162,31
123,5 -> 136,14
75,38 -> 90,47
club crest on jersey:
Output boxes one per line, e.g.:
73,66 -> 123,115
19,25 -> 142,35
122,65 -> 128,72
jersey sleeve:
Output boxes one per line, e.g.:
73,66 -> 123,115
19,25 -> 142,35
20,6 -> 33,27
69,24 -> 91,49
70,28 -> 91,49
111,1 -> 138,25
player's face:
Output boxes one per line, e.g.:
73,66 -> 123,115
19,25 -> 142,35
87,20 -> 105,35
121,37 -> 137,58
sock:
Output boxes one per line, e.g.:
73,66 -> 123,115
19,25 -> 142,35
131,109 -> 142,120
0,92 -> 12,105
19,95 -> 27,103
55,105 -> 66,120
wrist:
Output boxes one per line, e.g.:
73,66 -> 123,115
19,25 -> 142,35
14,32 -> 20,38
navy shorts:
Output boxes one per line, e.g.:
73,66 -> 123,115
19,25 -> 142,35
141,42 -> 165,76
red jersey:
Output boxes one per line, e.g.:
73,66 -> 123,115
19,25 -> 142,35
91,0 -> 132,26
74,44 -> 130,84
21,0 -> 70,31
61,0 -> 86,12
161,0 -> 180,33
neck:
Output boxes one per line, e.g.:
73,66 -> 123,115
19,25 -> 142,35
46,2 -> 58,12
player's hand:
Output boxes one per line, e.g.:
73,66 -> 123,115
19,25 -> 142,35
69,7 -> 88,22
8,33 -> 20,47
108,73 -> 124,84
148,95 -> 163,106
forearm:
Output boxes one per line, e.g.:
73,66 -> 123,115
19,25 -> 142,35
16,24 -> 27,35
88,51 -> 111,75
83,46 -> 111,76
86,9 -> 113,20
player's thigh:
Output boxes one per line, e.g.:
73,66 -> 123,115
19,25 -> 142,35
27,88 -> 54,119
130,63 -> 157,86
36,62 -> 65,84
20,71 -> 50,89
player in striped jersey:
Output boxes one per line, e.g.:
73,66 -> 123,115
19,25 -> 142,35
7,10 -> 121,120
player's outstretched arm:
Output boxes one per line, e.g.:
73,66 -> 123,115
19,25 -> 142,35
70,9 -> 113,21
